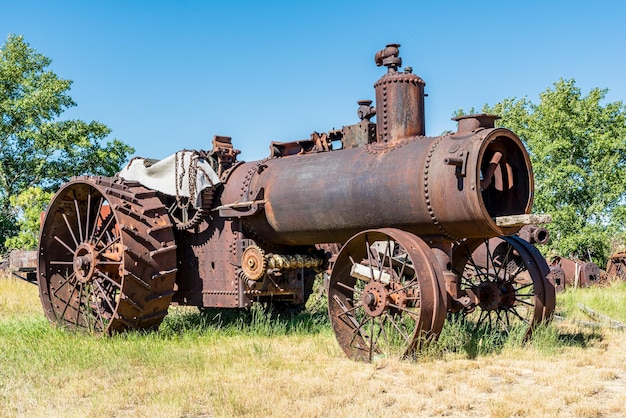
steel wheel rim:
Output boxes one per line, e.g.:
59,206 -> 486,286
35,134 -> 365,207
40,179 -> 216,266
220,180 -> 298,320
38,182 -> 122,332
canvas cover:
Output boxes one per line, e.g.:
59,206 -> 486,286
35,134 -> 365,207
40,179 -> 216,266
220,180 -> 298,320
117,151 -> 221,208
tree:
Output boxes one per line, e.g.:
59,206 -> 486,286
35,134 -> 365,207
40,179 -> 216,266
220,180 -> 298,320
4,187 -> 53,251
477,79 -> 626,265
0,34 -> 134,249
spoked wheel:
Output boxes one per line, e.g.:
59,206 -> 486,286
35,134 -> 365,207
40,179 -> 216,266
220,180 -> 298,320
328,229 -> 446,362
451,236 -> 555,337
37,176 -> 178,333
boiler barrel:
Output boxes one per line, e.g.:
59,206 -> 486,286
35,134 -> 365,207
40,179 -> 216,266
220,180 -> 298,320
224,127 -> 533,246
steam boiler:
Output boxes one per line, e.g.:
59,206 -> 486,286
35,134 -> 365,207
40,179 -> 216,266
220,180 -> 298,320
37,44 -> 555,362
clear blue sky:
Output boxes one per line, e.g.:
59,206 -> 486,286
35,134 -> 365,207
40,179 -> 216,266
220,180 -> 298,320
3,0 -> 625,162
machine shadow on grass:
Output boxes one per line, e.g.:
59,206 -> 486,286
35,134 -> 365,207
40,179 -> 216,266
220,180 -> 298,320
417,315 -> 603,361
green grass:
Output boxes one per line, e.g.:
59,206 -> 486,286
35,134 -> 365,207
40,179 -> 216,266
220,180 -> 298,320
1,276 -> 625,416
556,279 -> 626,323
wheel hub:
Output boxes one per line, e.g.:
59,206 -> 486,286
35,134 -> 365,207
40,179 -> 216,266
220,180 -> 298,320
477,279 -> 516,311
74,244 -> 97,284
498,281 -> 516,309
362,281 -> 388,317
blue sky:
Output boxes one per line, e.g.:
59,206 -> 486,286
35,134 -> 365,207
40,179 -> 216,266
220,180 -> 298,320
3,1 -> 625,162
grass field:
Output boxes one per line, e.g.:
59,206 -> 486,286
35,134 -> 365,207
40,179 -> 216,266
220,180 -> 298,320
1,275 -> 625,417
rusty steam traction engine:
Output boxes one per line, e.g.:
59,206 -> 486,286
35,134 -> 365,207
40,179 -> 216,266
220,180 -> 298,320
37,44 -> 555,362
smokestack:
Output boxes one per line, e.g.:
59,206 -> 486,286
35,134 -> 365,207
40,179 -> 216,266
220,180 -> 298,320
374,44 -> 426,143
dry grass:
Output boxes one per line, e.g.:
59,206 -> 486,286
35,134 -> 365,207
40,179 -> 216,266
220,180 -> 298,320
1,276 -> 625,417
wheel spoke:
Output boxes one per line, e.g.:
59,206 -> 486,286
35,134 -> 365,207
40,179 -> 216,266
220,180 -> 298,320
507,306 -> 531,325
332,294 -> 363,330
384,312 -> 411,343
368,316 -> 375,361
465,246 -> 488,283
97,261 -> 123,266
365,235 -> 378,282
336,280 -> 362,296
53,235 -> 75,254
387,303 -> 420,318
62,213 -> 80,249
89,197 -> 104,242
387,279 -> 419,296
74,282 -> 85,328
85,191 -> 92,242
93,279 -> 117,314
509,263 -> 528,280
515,298 -> 535,308
93,295 -> 108,331
96,270 -> 122,289
95,235 -> 121,256
515,282 -> 534,292
52,272 -> 75,297
496,243 -> 514,280
93,214 -> 116,248
73,193 -> 84,242
58,280 -> 79,320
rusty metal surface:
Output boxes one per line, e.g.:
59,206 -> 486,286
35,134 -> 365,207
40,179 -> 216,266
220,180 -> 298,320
606,252 -> 626,280
218,125 -> 533,246
374,44 -> 426,142
550,256 -> 600,288
547,265 -> 566,292
517,225 -> 550,245
7,250 -> 38,284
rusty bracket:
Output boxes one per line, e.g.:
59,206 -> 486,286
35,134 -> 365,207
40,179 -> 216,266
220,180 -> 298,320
216,200 -> 266,218
444,152 -> 469,178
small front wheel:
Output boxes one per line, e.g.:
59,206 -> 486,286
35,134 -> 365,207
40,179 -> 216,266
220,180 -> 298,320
328,229 -> 446,362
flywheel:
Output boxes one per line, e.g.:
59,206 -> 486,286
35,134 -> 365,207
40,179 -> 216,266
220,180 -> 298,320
37,176 -> 178,333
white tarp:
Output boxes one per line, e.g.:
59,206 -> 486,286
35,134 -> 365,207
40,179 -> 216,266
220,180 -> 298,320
117,151 -> 221,208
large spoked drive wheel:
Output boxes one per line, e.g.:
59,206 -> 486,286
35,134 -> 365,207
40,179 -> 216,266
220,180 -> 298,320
452,236 -> 555,337
328,229 -> 447,362
37,176 -> 178,333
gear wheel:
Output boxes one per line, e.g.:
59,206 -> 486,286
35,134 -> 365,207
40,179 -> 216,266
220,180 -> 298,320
166,188 -> 214,231
242,245 -> 267,281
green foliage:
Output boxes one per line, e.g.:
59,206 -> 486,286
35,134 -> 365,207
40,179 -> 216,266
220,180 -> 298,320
4,186 -> 53,250
476,79 -> 626,265
0,34 -> 134,249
